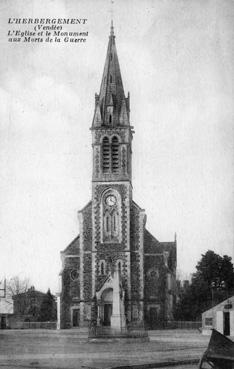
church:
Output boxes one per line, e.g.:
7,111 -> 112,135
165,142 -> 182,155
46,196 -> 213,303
57,23 -> 177,330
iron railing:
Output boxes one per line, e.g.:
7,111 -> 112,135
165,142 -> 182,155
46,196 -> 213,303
88,323 -> 148,338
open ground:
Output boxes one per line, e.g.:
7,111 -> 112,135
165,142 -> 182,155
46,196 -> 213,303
0,329 -> 213,369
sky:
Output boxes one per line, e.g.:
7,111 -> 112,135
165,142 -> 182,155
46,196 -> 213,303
0,0 -> 234,293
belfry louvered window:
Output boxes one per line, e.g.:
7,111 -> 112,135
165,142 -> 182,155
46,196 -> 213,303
111,136 -> 119,173
102,137 -> 110,173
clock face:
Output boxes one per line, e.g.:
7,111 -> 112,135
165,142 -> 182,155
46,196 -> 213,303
105,195 -> 116,206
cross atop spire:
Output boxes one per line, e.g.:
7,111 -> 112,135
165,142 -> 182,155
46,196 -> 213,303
110,0 -> 114,32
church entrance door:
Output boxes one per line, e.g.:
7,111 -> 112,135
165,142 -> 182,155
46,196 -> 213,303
104,304 -> 112,326
101,288 -> 113,326
149,307 -> 158,329
72,309 -> 80,327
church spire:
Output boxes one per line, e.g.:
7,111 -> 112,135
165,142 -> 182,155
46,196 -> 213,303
92,22 -> 130,128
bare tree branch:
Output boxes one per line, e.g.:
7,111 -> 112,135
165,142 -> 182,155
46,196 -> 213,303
6,276 -> 30,297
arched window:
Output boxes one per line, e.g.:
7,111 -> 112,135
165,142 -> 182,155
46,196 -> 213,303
101,190 -> 121,243
102,137 -> 110,173
99,260 -> 106,275
110,74 -> 112,83
109,114 -> 112,124
113,212 -> 116,231
111,209 -> 118,236
111,136 -> 119,173
104,212 -> 111,234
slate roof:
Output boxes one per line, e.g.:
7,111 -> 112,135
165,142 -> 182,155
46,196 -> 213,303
12,288 -> 46,299
98,22 -> 126,123
144,228 -> 160,249
78,200 -> 92,213
202,295 -> 234,315
62,235 -> 80,255
132,200 -> 145,212
144,229 -> 177,271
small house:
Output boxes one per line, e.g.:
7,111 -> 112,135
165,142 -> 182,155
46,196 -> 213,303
202,296 -> 234,336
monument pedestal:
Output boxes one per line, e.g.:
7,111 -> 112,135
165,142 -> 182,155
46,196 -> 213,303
89,269 -> 148,341
110,269 -> 126,331
110,313 -> 126,331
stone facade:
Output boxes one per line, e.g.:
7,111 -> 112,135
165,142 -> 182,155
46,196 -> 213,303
57,23 -> 177,329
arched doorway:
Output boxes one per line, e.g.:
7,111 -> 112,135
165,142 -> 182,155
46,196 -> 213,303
101,288 -> 113,326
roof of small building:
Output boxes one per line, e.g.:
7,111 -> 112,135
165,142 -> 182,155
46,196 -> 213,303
12,287 -> 47,299
202,296 -> 234,316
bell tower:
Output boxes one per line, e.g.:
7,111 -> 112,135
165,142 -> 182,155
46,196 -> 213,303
91,22 -> 134,315
58,21 -> 177,330
91,21 -> 133,184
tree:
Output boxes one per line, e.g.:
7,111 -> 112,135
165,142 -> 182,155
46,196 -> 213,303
174,250 -> 234,321
7,276 -> 30,297
38,289 -> 57,321
195,251 -> 234,291
5,276 -> 30,313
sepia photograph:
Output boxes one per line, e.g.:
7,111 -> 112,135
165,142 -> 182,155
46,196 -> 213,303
0,0 -> 234,368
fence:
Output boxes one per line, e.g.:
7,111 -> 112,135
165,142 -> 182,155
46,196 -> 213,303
88,324 -> 148,339
88,320 -> 202,336
158,320 -> 202,330
8,320 -> 57,329
22,321 -> 57,329
174,320 -> 202,329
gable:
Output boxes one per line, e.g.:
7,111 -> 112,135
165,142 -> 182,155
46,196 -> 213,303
132,200 -> 144,212
79,200 -> 92,214
160,241 -> 177,271
144,229 -> 160,253
80,200 -> 92,252
61,201 -> 92,255
144,229 -> 176,271
62,235 -> 80,255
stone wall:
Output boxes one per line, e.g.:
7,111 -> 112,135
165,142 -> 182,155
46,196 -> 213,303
82,202 -> 92,252
60,199 -> 177,328
61,256 -> 80,328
